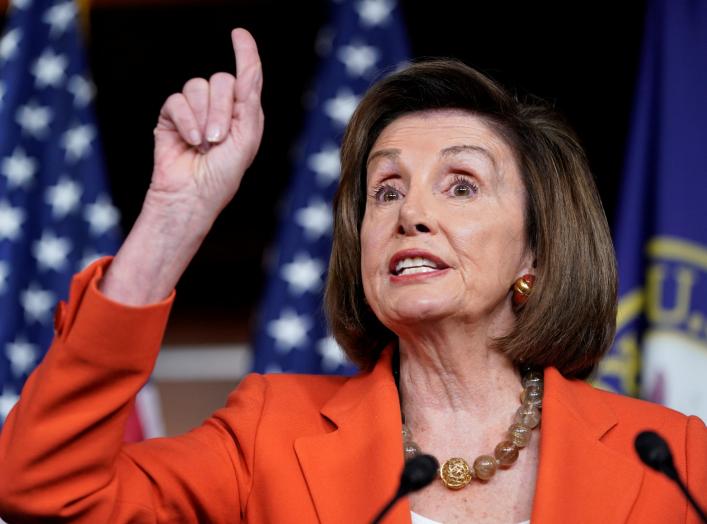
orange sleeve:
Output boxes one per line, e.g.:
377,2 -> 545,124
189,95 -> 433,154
0,258 -> 260,523
685,415 -> 707,524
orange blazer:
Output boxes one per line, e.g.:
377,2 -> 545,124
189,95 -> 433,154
0,258 -> 705,523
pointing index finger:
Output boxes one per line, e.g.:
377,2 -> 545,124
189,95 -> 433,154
231,28 -> 261,89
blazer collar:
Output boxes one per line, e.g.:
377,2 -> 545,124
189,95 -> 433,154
294,346 -> 410,524
531,367 -> 644,523
295,355 -> 645,524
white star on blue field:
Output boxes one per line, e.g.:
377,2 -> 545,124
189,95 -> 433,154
252,0 -> 410,375
0,0 -> 121,426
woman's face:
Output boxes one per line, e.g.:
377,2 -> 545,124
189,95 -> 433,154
360,110 -> 533,333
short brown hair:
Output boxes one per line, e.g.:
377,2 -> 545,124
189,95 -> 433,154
324,60 -> 617,379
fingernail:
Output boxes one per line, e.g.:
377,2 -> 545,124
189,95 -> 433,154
189,130 -> 201,145
206,126 -> 221,142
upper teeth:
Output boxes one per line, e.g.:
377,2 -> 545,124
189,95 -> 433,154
396,257 -> 438,274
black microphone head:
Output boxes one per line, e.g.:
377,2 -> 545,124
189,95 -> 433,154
635,430 -> 677,480
398,454 -> 439,497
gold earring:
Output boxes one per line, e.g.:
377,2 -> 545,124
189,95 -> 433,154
512,274 -> 535,307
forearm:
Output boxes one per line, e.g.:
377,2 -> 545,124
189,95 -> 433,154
100,190 -> 214,306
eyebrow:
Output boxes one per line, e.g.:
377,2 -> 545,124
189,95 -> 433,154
440,144 -> 498,170
366,144 -> 497,170
366,148 -> 400,168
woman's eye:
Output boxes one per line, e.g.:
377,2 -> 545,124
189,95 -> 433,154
450,177 -> 478,198
372,184 -> 402,202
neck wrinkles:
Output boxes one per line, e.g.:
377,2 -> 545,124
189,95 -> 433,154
396,327 -> 522,423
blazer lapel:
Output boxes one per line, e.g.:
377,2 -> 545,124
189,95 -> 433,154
294,348 -> 411,524
296,357 -> 645,523
531,368 -> 644,523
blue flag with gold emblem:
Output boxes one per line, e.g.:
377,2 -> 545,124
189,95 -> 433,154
251,0 -> 410,374
594,0 -> 707,421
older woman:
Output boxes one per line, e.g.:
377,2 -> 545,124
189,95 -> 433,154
0,29 -> 705,524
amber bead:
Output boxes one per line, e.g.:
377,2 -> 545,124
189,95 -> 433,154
515,403 -> 541,429
494,440 -> 520,467
520,384 -> 543,408
404,440 -> 421,460
521,370 -> 543,389
508,423 -> 532,448
473,455 -> 497,480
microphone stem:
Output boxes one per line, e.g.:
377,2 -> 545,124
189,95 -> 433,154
371,495 -> 400,524
672,474 -> 707,523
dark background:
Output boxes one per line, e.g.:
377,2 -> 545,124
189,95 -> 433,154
53,1 -> 646,343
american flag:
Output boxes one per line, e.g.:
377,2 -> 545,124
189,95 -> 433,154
252,0 -> 410,374
0,0 -> 122,428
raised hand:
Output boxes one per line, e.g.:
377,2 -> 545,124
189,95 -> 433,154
100,29 -> 264,305
148,28 -> 264,222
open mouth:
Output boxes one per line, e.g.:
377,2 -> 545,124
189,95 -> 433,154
394,257 -> 440,276
389,252 -> 450,276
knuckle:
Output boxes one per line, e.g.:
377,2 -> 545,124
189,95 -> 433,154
162,96 -> 195,128
182,77 -> 208,94
164,92 -> 185,109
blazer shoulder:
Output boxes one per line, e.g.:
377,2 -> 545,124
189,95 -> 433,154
552,370 -> 705,460
219,372 -> 349,426
588,382 -> 692,426
593,386 -> 707,468
568,378 -> 707,509
259,372 -> 349,408
551,368 -> 693,428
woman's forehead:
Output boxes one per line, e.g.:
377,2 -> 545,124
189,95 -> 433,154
369,109 -> 511,159
367,109 -> 518,183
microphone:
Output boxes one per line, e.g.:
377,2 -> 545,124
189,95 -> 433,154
634,430 -> 707,523
371,454 -> 439,524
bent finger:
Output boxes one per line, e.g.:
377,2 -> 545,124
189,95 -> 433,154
206,72 -> 236,143
160,93 -> 201,146
182,77 -> 210,139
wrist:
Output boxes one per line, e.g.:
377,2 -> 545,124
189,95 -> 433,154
99,193 -> 214,306
140,187 -> 218,236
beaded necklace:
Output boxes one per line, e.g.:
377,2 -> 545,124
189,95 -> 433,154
392,349 -> 543,490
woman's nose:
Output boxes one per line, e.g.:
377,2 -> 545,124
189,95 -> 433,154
398,222 -> 431,235
397,190 -> 434,235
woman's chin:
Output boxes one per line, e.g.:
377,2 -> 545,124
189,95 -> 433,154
383,301 -> 456,326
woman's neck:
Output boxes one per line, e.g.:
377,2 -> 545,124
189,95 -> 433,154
397,323 -> 522,435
